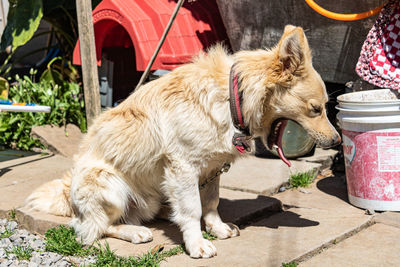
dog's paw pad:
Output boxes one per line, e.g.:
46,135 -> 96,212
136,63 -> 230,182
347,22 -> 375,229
131,227 -> 153,244
207,222 -> 240,239
187,238 -> 217,258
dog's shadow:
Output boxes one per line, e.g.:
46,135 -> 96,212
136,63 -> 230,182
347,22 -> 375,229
219,196 -> 319,229
145,195 -> 319,244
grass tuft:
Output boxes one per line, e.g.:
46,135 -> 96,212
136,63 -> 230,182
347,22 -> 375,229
282,262 -> 297,267
0,227 -> 14,239
202,231 -> 217,241
44,225 -> 184,266
8,209 -> 16,221
45,225 -> 94,256
5,245 -> 33,261
289,170 -> 316,188
93,242 -> 185,267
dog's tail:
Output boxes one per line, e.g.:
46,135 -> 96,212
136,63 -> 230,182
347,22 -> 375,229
24,172 -> 73,217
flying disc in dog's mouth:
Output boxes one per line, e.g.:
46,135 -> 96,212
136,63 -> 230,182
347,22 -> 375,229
267,119 -> 291,167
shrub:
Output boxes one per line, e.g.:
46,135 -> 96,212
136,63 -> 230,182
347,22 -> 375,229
0,69 -> 86,150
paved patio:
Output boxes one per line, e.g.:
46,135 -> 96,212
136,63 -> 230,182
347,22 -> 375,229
0,127 -> 399,266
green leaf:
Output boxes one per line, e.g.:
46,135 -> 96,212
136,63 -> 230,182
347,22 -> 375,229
0,77 -> 9,99
8,116 -> 20,125
0,126 -> 9,132
1,0 -> 44,50
40,69 -> 63,86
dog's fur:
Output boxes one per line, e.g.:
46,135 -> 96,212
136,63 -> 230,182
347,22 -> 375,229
25,25 -> 340,258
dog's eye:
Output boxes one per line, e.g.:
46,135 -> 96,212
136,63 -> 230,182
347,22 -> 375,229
311,104 -> 322,114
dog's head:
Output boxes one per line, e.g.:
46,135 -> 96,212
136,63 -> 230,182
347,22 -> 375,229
234,25 -> 341,164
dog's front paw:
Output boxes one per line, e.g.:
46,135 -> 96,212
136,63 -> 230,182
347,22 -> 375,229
130,226 -> 153,244
206,222 -> 240,239
186,238 -> 217,258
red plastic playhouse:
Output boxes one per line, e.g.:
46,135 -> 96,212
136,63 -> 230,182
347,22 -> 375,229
72,0 -> 229,106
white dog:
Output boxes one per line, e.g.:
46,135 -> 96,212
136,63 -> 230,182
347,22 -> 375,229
26,25 -> 340,258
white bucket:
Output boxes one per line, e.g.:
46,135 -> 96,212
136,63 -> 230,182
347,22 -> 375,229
336,89 -> 400,211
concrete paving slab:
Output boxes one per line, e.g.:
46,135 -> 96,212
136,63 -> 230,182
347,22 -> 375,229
0,154 -> 281,257
298,148 -> 338,170
13,188 -> 280,255
374,211 -> 400,228
31,124 -> 83,158
221,155 -> 321,195
0,146 -> 342,265
162,209 -> 371,267
0,154 -> 73,217
16,209 -> 71,235
15,208 -> 181,257
218,188 -> 281,226
274,174 -> 351,212
162,176 -> 372,266
299,223 -> 400,267
0,151 -> 284,237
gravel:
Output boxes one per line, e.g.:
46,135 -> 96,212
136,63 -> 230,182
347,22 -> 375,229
0,219 -> 96,266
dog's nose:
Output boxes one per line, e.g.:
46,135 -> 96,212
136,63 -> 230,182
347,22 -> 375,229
332,134 -> 341,146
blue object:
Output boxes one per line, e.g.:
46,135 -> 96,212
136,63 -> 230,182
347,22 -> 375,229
0,99 -> 36,106
0,99 -> 13,105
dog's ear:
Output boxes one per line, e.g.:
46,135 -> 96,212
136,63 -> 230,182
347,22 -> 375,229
277,26 -> 308,74
283,25 -> 297,33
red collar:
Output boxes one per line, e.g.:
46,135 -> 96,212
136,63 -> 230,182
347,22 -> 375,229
229,65 -> 251,154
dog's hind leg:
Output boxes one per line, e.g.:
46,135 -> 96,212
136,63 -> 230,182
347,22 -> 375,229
70,165 -> 141,244
104,196 -> 160,243
201,176 -> 240,239
162,158 -> 216,259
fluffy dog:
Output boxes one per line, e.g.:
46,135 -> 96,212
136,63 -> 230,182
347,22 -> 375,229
26,25 -> 340,258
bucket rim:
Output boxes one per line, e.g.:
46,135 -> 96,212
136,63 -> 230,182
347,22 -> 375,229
337,89 -> 400,104
335,105 -> 400,112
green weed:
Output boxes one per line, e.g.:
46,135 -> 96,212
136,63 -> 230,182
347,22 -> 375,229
158,245 -> 185,260
92,242 -> 184,267
289,170 -> 316,188
0,227 -> 14,239
5,245 -> 33,261
44,225 -> 93,257
44,225 -> 184,266
282,262 -> 297,267
202,231 -> 217,241
8,209 -> 16,221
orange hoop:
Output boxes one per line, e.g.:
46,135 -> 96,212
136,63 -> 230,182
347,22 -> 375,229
304,0 -> 385,21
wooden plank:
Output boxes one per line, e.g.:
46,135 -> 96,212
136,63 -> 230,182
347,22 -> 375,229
76,0 -> 101,127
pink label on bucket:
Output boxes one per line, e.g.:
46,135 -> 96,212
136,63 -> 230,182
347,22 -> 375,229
342,130 -> 400,201
377,136 -> 400,172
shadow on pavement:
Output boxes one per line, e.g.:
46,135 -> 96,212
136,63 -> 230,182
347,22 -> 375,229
219,195 -> 282,227
147,195 -> 318,244
0,154 -> 54,178
0,149 -> 38,162
145,219 -> 183,245
0,168 -> 11,177
249,210 -> 319,229
316,173 -> 349,203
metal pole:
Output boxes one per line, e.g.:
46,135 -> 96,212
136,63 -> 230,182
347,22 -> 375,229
135,0 -> 185,90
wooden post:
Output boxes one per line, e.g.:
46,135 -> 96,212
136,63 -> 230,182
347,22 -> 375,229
76,0 -> 101,128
